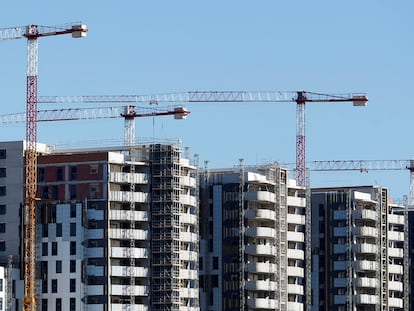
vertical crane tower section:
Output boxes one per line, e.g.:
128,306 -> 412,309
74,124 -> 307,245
0,22 -> 87,311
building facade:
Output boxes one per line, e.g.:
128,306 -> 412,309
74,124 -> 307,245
311,186 -> 405,311
199,164 -> 306,311
0,141 -> 199,311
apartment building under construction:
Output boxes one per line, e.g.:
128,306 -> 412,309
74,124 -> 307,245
198,164 -> 306,311
0,140 -> 199,311
311,186 -> 406,311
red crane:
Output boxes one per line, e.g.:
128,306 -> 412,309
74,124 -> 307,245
39,91 -> 368,186
0,23 -> 87,311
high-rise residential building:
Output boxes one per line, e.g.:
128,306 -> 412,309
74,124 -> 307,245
199,164 -> 306,311
0,140 -> 199,311
311,186 -> 405,311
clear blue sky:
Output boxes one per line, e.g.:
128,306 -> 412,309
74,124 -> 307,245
1,1 -> 413,200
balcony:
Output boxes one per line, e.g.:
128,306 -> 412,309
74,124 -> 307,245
245,209 -> 276,221
246,280 -> 276,291
111,266 -> 149,278
180,176 -> 197,188
109,228 -> 148,240
388,264 -> 403,275
179,268 -> 198,279
388,247 -> 403,258
287,266 -> 304,278
287,196 -> 306,207
109,172 -> 149,184
109,210 -> 149,222
180,232 -> 198,243
247,298 -> 277,309
111,284 -> 149,296
287,302 -> 304,311
353,226 -> 378,238
388,297 -> 403,308
179,287 -> 198,298
287,213 -> 305,225
181,250 -> 198,261
245,245 -> 277,257
180,194 -> 197,206
245,227 -> 276,239
352,243 -> 377,254
287,249 -> 304,260
352,209 -> 377,221
246,191 -> 276,203
353,260 -> 378,271
246,262 -> 276,274
354,294 -> 379,305
388,280 -> 403,292
180,213 -> 197,225
111,247 -> 148,259
109,191 -> 149,203
388,231 -> 404,241
287,284 -> 303,295
354,277 -> 379,288
110,304 -> 148,311
287,231 -> 305,242
388,214 -> 404,225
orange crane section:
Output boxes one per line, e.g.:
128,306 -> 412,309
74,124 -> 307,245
0,23 -> 87,311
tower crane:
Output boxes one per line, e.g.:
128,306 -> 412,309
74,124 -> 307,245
0,105 -> 190,146
38,90 -> 368,187
38,90 -> 367,310
0,22 -> 87,311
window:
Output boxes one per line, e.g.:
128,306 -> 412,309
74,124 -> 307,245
70,260 -> 76,273
0,186 -> 6,196
41,299 -> 47,311
70,279 -> 76,292
70,223 -> 76,236
56,261 -> 62,273
70,184 -> 77,200
0,223 -> 5,233
38,167 -> 45,182
51,279 -> 57,293
51,242 -> 57,256
0,149 -> 6,159
56,167 -> 64,181
42,279 -> 47,293
42,243 -> 48,256
199,257 -> 203,270
90,164 -> 98,174
70,166 -> 77,180
42,224 -> 48,237
70,241 -> 76,255
70,204 -> 76,218
212,275 -> 218,287
0,279 -> 3,291
56,223 -> 62,237
52,185 -> 59,200
0,241 -> 5,252
0,205 -> 5,215
0,168 -> 6,178
56,298 -> 62,311
70,298 -> 76,311
213,256 -> 219,270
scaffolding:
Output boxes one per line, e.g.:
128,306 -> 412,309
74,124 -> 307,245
238,159 -> 245,311
128,155 -> 136,311
380,189 -> 388,311
150,144 -> 182,310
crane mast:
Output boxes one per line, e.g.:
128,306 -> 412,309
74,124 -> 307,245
1,22 -> 87,311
